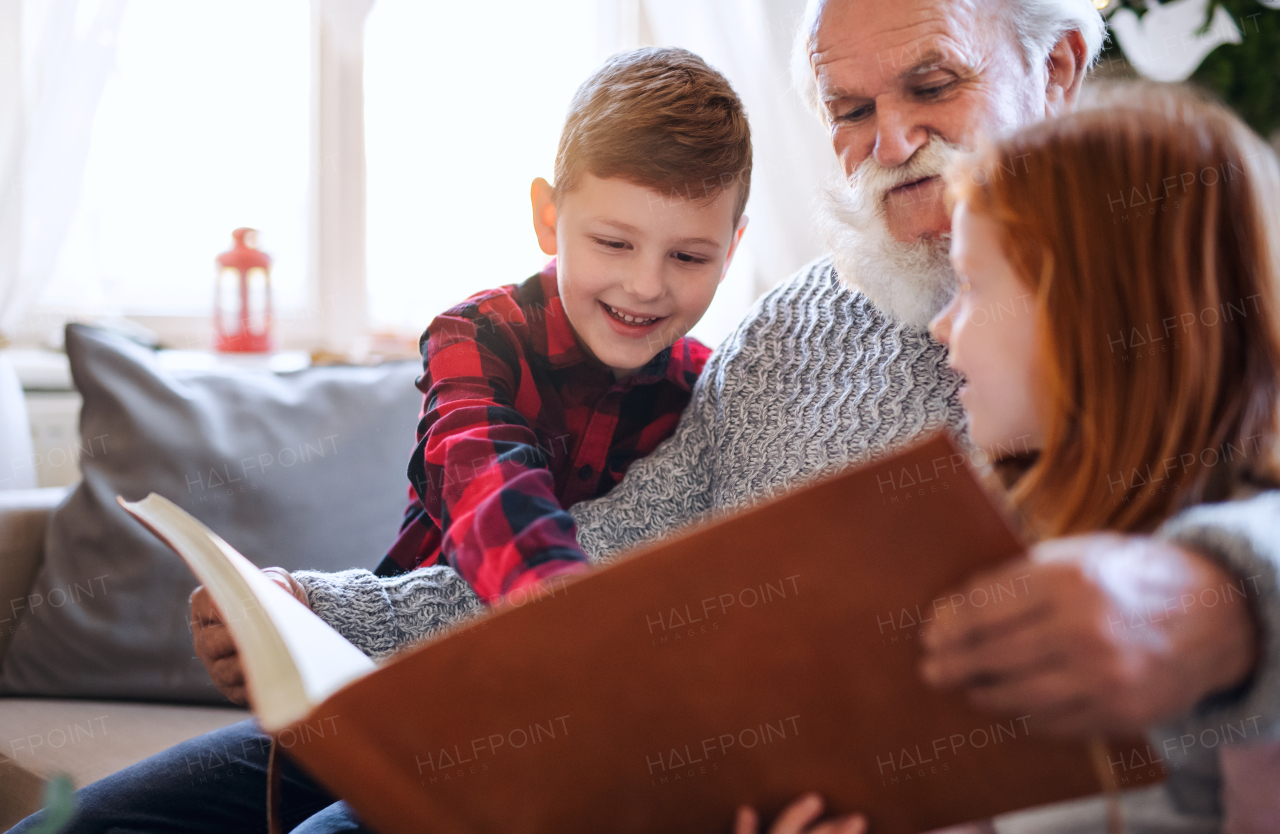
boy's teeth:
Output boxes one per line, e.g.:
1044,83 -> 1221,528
606,304 -> 657,325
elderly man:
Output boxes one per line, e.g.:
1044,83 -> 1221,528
13,2 -> 1276,833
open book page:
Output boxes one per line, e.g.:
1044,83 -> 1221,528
119,493 -> 376,731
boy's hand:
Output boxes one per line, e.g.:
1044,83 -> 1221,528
261,566 -> 312,607
190,567 -> 311,707
735,794 -> 866,834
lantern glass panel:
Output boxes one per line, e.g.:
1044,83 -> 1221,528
247,267 -> 269,335
217,267 -> 241,335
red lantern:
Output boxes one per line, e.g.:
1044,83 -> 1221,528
214,228 -> 273,353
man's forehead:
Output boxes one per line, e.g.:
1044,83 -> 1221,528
810,0 -> 992,93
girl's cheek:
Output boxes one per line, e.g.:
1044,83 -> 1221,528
951,313 -> 970,351
945,323 -> 967,372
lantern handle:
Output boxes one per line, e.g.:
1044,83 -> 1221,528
232,227 -> 257,249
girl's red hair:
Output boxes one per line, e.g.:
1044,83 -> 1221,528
947,84 -> 1280,537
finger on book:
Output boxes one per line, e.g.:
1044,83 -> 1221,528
209,654 -> 245,688
198,626 -> 239,662
922,614 -> 1066,687
188,586 -> 224,628
770,793 -> 824,834
965,666 -> 1090,726
811,815 -> 867,834
923,561 -> 1050,652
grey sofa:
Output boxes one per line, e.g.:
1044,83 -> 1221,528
0,487 -> 249,828
0,328 -> 426,829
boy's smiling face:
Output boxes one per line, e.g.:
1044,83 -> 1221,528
532,173 -> 747,376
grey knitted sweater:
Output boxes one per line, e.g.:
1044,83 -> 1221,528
294,257 -> 1280,827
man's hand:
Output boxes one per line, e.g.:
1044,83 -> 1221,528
735,794 -> 865,834
190,567 -> 311,707
920,533 -> 1259,735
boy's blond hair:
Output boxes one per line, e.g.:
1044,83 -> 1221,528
553,47 -> 752,223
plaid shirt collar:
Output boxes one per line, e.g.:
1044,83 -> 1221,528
521,260 -> 697,393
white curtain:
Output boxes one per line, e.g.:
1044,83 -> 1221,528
311,0 -> 375,353
639,0 -> 837,301
0,0 -> 128,339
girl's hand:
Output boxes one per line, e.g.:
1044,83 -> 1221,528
735,794 -> 866,834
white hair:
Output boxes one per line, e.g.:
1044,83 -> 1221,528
790,0 -> 1109,123
819,133 -> 961,328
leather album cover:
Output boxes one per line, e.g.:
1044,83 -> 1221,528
280,433 -> 1153,833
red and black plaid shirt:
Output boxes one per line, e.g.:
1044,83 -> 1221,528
375,261 -> 711,603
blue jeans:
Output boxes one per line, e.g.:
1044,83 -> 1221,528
5,719 -> 371,834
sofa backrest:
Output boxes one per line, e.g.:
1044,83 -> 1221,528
0,325 -> 425,703
0,489 -> 65,662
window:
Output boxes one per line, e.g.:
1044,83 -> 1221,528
16,0 -> 786,353
363,0 -> 599,335
37,0 -> 310,318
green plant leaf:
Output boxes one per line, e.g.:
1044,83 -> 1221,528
29,774 -> 76,834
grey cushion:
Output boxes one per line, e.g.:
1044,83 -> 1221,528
0,324 -> 423,702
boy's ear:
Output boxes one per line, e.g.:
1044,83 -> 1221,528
720,215 -> 749,282
531,178 -> 558,256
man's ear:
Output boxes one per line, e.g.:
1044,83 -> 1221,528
1044,29 -> 1088,117
531,177 -> 558,256
720,215 -> 750,282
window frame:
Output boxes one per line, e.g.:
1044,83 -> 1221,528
19,1 -> 369,354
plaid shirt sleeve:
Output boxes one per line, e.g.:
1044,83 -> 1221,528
408,296 -> 590,603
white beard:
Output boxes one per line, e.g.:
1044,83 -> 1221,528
819,135 -> 961,330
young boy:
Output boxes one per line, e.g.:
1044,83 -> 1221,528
193,46 -> 751,706
372,46 -> 752,603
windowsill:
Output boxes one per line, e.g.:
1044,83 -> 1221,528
7,346 -> 313,393
6,310 -> 340,355
5,349 -> 76,391
125,314 -> 328,354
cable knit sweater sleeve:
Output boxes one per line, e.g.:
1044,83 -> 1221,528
291,566 -> 483,660
1156,488 -> 1280,739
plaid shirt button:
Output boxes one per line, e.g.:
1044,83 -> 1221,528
578,464 -> 593,480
